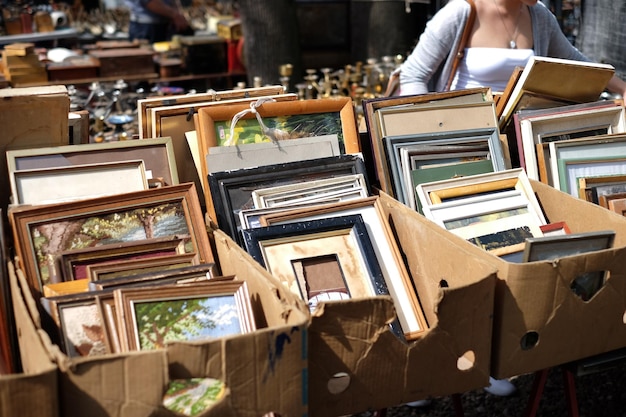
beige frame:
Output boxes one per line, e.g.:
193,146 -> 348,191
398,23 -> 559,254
12,159 -> 148,206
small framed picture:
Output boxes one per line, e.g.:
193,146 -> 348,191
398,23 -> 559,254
522,230 -> 615,301
115,279 -> 255,351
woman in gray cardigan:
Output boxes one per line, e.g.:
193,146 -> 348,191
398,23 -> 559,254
399,0 -> 626,96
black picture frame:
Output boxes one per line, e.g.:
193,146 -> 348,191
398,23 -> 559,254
208,154 -> 369,245
241,214 -> 403,339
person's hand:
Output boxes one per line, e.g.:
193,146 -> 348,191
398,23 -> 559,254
171,12 -> 189,32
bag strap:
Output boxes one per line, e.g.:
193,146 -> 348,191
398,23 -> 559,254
445,0 -> 477,91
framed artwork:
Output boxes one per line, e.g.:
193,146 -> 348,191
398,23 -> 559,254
361,87 -> 492,192
10,183 -> 214,297
115,280 -> 255,351
540,221 -> 572,236
41,290 -> 115,358
88,263 -> 218,292
411,159 -> 494,214
58,236 -> 187,283
208,154 -> 367,245
426,189 -> 545,256
577,175 -> 626,204
6,137 -> 179,190
516,102 -> 626,182
251,174 -> 369,209
608,198 -> 626,216
137,85 -> 287,139
416,168 -> 545,222
242,214 -> 404,338
383,127 -> 506,208
548,134 -> 626,195
258,196 -> 428,340
599,191 -> 626,209
85,252 -> 200,282
522,230 -> 615,301
12,160 -> 149,206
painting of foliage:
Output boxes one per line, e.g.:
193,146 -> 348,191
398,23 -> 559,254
163,378 -> 226,416
214,111 -> 343,146
132,294 -> 241,350
30,201 -> 190,285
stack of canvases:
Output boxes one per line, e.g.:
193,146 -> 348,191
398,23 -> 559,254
1,85 -> 309,417
192,92 -> 501,416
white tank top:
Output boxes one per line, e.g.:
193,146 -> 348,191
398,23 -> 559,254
451,47 -> 535,93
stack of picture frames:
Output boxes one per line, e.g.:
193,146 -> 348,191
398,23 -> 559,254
240,196 -> 429,342
193,94 -> 432,342
415,168 -> 549,262
7,179 -> 261,359
195,96 -> 362,224
137,84 -> 298,208
511,98 -> 626,185
361,87 -> 509,212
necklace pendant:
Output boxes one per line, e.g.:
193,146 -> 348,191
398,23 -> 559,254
509,40 -> 517,49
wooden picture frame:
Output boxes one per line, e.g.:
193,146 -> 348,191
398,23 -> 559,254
197,97 -> 360,214
539,221 -> 572,236
598,191 -> 626,209
522,230 -> 615,301
258,196 -> 428,340
416,168 -> 545,221
88,263 -> 218,292
242,214 -> 404,338
137,85 -> 287,140
516,102 -> 626,182
9,183 -> 214,297
6,137 -> 179,190
115,280 -> 255,351
12,160 -> 149,206
85,252 -> 200,282
608,197 -> 626,216
578,175 -> 626,204
207,154 -> 367,245
41,290 -> 115,358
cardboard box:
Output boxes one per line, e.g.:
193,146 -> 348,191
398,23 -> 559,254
307,192 -> 498,416
481,180 -> 626,379
3,260 -> 59,417
14,229 -> 309,417
399,179 -> 626,379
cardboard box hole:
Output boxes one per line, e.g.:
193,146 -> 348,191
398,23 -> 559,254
570,271 -> 606,302
327,372 -> 350,394
520,331 -> 539,351
457,350 -> 475,371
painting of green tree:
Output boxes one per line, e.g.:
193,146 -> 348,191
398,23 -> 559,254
31,201 -> 191,285
133,294 -> 242,350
